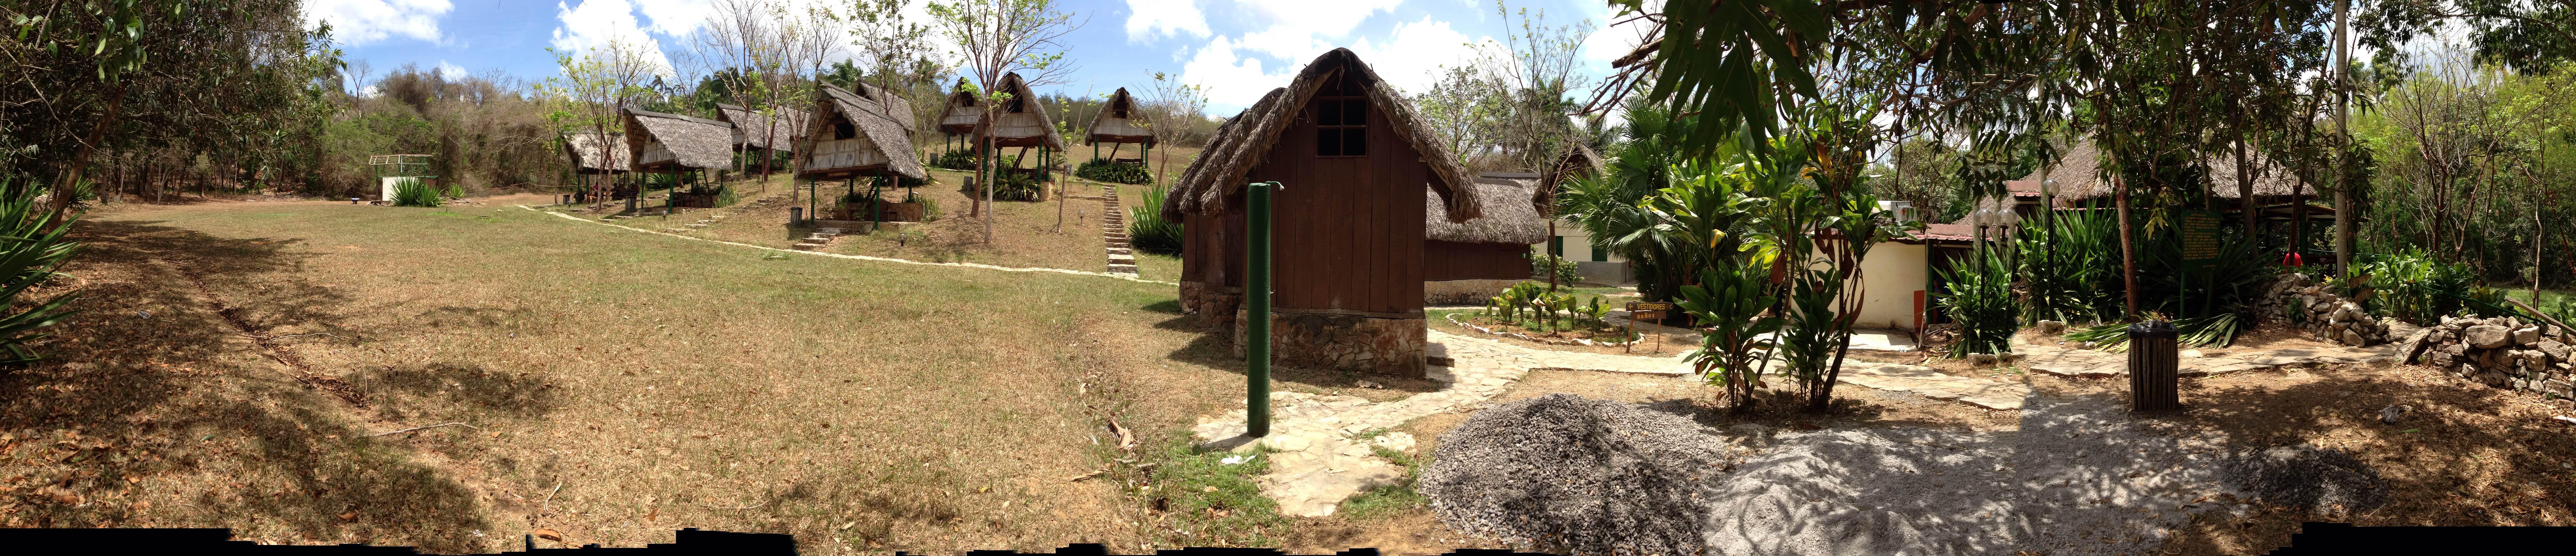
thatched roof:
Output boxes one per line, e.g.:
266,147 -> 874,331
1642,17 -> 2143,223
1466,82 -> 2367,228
2015,140 -> 2310,201
715,103 -> 810,152
938,89 -> 983,133
843,80 -> 917,134
623,107 -> 736,170
1086,88 -> 1152,146
1427,175 -> 1548,245
809,83 -> 928,180
561,132 -> 631,172
1159,48 -> 1478,223
970,72 -> 1067,149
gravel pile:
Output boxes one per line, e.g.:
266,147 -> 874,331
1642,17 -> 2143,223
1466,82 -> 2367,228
2222,444 -> 2386,514
1699,427 -> 2023,555
1417,393 -> 1738,556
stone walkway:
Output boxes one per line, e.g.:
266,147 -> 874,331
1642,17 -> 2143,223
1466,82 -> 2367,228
2018,339 -> 2395,379
1098,184 -> 1137,275
1193,330 -> 2037,516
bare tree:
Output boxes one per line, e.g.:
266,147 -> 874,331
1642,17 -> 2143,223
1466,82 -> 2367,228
543,37 -> 659,209
925,0 -> 1084,91
1140,71 -> 1206,186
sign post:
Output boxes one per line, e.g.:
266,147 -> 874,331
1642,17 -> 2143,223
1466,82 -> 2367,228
2178,210 -> 2222,316
1625,301 -> 1672,354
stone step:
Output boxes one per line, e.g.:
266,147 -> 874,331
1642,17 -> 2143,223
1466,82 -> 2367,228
815,228 -> 843,235
686,224 -> 708,228
1108,248 -> 1132,255
803,235 -> 833,241
1108,254 -> 1136,262
791,243 -> 826,251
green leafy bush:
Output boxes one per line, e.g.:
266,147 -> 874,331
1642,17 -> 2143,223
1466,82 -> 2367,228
391,178 -> 441,207
932,150 -> 977,170
1076,158 -> 1153,184
1129,185 -> 1183,254
1530,254 -> 1581,285
2017,210 -> 2121,323
991,171 -> 1043,201
1936,247 -> 2018,358
0,179 -> 83,368
2361,248 -> 2485,323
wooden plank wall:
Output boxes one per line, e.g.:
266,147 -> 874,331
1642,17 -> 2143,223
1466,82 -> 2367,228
1424,241 -> 1531,281
1241,93 -> 1425,314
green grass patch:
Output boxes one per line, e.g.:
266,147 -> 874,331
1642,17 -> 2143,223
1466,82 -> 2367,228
1336,446 -> 1428,521
1146,434 -> 1288,547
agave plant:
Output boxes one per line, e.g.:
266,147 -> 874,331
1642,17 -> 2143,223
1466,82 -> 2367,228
0,179 -> 82,368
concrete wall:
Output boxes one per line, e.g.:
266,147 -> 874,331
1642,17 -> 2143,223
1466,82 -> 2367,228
1534,218 -> 1633,284
1851,242 -> 1929,330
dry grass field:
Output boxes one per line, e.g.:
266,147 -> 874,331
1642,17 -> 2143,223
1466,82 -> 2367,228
0,196 -> 1277,554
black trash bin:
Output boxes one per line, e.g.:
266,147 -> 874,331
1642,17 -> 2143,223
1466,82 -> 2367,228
2128,320 -> 2180,411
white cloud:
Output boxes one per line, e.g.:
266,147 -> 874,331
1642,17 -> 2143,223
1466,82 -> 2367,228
551,0 -> 677,76
1347,17 -> 1487,94
630,0 -> 717,37
359,85 -> 383,98
1232,0 -> 1405,60
436,60 -> 469,78
302,0 -> 453,45
1181,36 -> 1296,113
1124,0 -> 1211,42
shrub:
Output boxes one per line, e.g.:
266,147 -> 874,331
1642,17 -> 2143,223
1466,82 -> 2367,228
391,178 -> 441,207
1076,158 -> 1153,184
921,197 -> 942,221
992,171 -> 1043,201
0,179 -> 83,369
1129,185 -> 1183,254
1936,247 -> 2018,358
2361,248 -> 2484,323
1531,254 -> 1581,285
933,150 -> 978,170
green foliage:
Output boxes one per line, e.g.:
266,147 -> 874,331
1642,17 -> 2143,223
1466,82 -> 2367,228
1679,264 -> 1784,407
920,197 -> 942,221
2018,210 -> 2122,324
932,149 -> 979,170
990,170 -> 1043,201
2360,248 -> 2484,323
2065,322 -> 2133,353
1531,254 -> 1580,285
1128,186 -> 1183,255
0,180 -> 82,368
1075,158 -> 1152,184
441,182 -> 466,199
1937,247 -> 2019,358
1144,433 -> 1286,546
390,178 -> 442,207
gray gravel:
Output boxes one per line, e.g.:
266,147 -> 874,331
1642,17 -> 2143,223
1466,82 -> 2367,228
1417,393 -> 1740,556
1423,390 -> 2309,555
2221,444 -> 2387,515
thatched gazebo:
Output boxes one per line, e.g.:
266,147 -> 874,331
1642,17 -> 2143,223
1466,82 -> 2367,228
1159,48 -> 1481,378
935,79 -> 983,158
800,82 -> 927,222
561,132 -> 632,176
1425,174 -> 1549,304
623,107 -> 737,208
1084,87 -> 1153,163
714,103 -> 810,175
969,72 -> 1067,186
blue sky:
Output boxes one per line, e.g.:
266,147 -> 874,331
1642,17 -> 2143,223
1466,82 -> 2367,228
304,0 -> 1651,115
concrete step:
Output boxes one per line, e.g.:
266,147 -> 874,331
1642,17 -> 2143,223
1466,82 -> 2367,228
791,243 -> 827,251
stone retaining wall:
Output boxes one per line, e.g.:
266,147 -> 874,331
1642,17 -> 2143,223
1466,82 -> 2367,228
2261,273 -> 2393,346
2399,315 -> 2576,402
1235,309 -> 1428,378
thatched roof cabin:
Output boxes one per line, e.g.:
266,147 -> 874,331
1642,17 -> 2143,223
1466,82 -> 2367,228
623,108 -> 736,172
1536,144 -> 1605,211
937,81 -> 983,135
562,132 -> 631,174
714,103 -> 810,153
2011,140 -> 2309,203
969,72 -> 1066,150
1425,174 -> 1551,303
1160,48 -> 1485,378
799,83 -> 927,180
1085,88 -> 1153,147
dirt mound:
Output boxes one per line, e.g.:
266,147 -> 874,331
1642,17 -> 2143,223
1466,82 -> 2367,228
1416,393 -> 1737,555
2223,444 -> 2387,514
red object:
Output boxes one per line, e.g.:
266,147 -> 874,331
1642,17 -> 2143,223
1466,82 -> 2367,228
2281,252 -> 2305,267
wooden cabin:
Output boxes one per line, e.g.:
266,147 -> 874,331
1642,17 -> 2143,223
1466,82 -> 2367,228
713,103 -> 809,173
1425,173 -> 1549,304
1085,87 -> 1153,163
970,72 -> 1067,182
1160,48 -> 1482,378
623,108 -> 736,205
800,83 -> 928,220
937,79 -> 983,136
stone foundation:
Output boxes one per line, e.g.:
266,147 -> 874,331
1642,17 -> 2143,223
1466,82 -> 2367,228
1233,309 -> 1427,378
1179,281 -> 1204,314
1199,291 -> 1241,333
1423,279 -> 1520,306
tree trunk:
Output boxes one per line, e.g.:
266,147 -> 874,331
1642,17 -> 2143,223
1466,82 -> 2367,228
2235,127 -> 2254,234
2334,0 -> 2354,282
49,83 -> 128,227
2118,175 -> 2138,320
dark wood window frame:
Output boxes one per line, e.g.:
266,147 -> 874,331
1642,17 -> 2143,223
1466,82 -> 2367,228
1315,96 -> 1368,157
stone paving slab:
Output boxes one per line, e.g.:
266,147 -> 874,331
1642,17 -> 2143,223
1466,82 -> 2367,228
1837,363 -> 2029,410
2015,338 -> 2395,380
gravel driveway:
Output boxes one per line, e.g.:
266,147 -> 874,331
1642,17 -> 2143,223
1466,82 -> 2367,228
1428,389 -> 2285,555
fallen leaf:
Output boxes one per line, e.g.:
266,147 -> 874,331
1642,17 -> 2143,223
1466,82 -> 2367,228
338,511 -> 356,522
534,529 -> 564,543
645,507 -> 658,521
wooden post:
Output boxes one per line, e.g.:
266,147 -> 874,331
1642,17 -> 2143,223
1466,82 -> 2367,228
2127,320 -> 2180,411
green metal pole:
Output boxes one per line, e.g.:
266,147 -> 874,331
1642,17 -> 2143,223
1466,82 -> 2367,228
1247,180 -> 1277,438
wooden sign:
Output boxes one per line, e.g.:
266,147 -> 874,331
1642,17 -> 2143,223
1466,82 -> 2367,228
2178,210 -> 2222,273
1626,302 -> 1673,312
